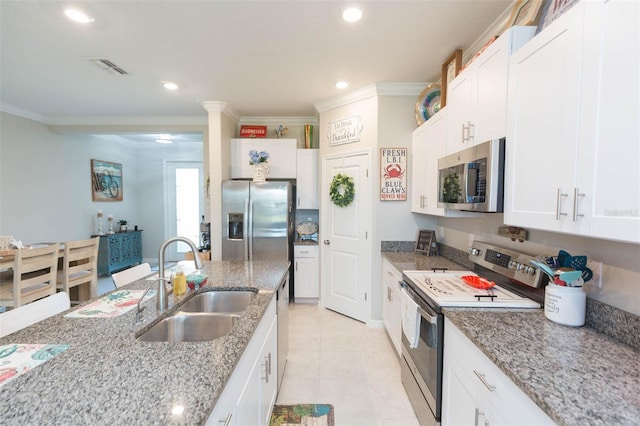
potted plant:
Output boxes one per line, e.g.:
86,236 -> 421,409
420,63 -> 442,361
118,219 -> 128,232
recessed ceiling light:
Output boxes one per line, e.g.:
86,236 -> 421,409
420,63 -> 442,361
163,82 -> 179,90
64,9 -> 95,23
342,7 -> 363,22
335,81 -> 349,89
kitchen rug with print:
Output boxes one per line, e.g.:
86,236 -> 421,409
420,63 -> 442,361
270,404 -> 334,426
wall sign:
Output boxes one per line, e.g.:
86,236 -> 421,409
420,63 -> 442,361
380,148 -> 407,201
328,116 -> 362,146
239,125 -> 267,138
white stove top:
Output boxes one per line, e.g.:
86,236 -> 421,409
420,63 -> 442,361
403,270 -> 540,309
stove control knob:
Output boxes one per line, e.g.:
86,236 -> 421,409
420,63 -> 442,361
516,263 -> 526,272
525,266 -> 536,275
508,261 -> 518,269
468,247 -> 481,256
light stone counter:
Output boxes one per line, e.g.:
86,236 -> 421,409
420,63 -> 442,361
382,251 -> 640,425
0,260 -> 289,425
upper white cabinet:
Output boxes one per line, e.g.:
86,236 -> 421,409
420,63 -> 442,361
505,0 -> 639,243
447,26 -> 535,154
411,108 -> 478,217
296,150 -> 318,209
231,138 -> 297,179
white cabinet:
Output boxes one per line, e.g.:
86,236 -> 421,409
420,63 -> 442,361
411,109 -> 478,217
505,0 -> 639,243
294,245 -> 318,301
231,138 -> 297,179
205,298 -> 277,426
296,150 -> 318,209
447,26 -> 535,154
442,318 -> 554,426
381,258 -> 402,355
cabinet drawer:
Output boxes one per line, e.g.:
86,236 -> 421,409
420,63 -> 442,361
444,318 -> 554,425
382,258 -> 402,282
294,245 -> 318,258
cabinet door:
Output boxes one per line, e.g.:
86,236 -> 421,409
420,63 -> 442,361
424,111 -> 447,215
446,67 -> 474,154
294,256 -> 318,298
505,4 -> 585,233
579,0 -> 640,243
231,139 -> 297,179
259,317 -> 278,426
296,150 -> 318,209
410,124 -> 429,213
381,258 -> 402,355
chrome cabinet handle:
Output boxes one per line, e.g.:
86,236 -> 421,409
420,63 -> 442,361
220,413 -> 233,426
474,408 -> 485,426
262,356 -> 270,383
556,188 -> 568,220
462,123 -> 467,143
473,370 -> 496,391
323,240 -> 330,245
573,187 -> 585,221
468,122 -> 474,143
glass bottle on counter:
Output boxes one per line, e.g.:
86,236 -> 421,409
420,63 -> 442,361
173,266 -> 187,303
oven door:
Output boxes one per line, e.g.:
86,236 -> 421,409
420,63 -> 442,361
400,281 -> 443,425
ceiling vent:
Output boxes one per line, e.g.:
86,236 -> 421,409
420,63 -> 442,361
86,57 -> 129,75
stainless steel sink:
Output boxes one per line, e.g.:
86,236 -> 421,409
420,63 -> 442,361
137,313 -> 239,342
179,290 -> 257,313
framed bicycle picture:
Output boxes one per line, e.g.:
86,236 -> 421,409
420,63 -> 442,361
91,159 -> 123,201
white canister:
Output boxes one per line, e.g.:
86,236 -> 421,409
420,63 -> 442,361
544,283 -> 586,327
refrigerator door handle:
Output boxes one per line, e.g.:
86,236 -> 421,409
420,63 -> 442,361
247,198 -> 252,261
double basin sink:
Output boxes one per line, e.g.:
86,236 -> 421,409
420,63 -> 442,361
137,290 -> 257,343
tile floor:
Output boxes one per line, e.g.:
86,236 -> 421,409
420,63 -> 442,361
277,303 -> 419,426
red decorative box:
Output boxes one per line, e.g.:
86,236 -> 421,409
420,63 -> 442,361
239,125 -> 267,138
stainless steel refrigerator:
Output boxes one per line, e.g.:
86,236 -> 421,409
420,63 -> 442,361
222,180 -> 294,265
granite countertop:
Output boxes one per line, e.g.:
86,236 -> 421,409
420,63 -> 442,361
0,260 -> 289,425
382,252 -> 640,425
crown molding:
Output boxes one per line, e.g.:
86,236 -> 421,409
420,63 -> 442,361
1,103 -> 47,123
238,116 -> 318,126
201,101 -> 240,122
313,82 -> 429,113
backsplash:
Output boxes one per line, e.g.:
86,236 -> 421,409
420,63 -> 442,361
381,241 -> 639,351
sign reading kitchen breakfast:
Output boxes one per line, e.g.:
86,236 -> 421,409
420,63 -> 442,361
328,115 -> 362,146
380,148 -> 407,201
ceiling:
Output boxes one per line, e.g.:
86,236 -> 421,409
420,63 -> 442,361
0,0 -> 511,128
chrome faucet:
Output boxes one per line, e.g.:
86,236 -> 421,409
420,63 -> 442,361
155,236 -> 205,312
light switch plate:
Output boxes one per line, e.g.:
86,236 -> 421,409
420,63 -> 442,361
587,260 -> 603,288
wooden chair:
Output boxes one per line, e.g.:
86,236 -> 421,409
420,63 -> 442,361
0,291 -> 70,338
56,237 -> 99,302
0,243 -> 60,308
112,262 -> 151,288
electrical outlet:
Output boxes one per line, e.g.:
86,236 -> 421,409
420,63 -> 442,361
587,260 -> 603,288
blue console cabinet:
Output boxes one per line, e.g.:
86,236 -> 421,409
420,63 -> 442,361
95,231 -> 143,276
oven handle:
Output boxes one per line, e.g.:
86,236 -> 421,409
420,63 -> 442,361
400,281 -> 438,324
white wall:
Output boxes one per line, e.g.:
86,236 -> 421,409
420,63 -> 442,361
0,112 -> 203,260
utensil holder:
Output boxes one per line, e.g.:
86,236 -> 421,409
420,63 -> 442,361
544,283 -> 586,327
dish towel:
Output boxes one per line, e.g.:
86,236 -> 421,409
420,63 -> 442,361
400,287 -> 421,349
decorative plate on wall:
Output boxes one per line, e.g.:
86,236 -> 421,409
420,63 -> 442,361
415,83 -> 441,126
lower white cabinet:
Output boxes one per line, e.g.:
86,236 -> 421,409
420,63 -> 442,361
206,298 -> 277,426
294,245 -> 319,301
442,318 -> 554,426
381,258 -> 402,355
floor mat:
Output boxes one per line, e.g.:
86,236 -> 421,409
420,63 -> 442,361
270,404 -> 334,426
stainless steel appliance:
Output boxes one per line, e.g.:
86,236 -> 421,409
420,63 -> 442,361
400,241 -> 544,425
222,180 -> 295,296
276,276 -> 289,391
437,138 -> 505,212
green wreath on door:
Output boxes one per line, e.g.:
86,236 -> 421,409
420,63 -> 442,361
329,173 -> 355,207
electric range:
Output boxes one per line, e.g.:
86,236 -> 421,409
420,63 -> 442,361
399,241 -> 545,426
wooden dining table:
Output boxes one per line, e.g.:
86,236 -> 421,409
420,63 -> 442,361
0,243 -> 94,302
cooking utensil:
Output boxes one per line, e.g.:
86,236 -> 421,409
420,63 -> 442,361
558,250 -> 571,266
530,260 -> 556,280
558,270 -> 582,286
564,255 -> 587,270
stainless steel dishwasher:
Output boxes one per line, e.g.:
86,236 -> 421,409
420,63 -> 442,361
276,275 -> 289,391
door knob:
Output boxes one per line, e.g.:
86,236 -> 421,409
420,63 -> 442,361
323,240 -> 331,245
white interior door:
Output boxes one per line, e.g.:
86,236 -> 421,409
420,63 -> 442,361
321,151 -> 371,323
165,161 -> 203,261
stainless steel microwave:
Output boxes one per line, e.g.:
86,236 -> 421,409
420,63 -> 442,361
437,138 -> 505,212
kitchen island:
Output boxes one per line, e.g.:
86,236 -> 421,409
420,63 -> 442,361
0,260 -> 289,425
383,251 -> 640,425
